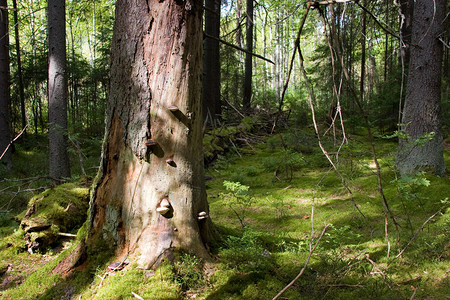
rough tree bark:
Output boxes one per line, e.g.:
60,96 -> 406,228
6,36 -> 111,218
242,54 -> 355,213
48,0 -> 71,179
397,0 -> 446,176
203,0 -> 221,124
88,0 -> 215,269
0,2 -> 11,169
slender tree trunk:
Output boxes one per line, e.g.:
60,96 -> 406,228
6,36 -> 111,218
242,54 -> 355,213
48,0 -> 71,179
12,0 -> 26,134
236,0 -> 243,49
359,0 -> 366,103
88,0 -> 216,269
203,0 -> 221,124
0,3 -> 11,169
242,0 -> 253,114
383,0 -> 389,81
397,0 -> 446,176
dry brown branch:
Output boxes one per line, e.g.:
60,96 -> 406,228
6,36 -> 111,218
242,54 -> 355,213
297,38 -> 369,224
272,224 -> 329,300
365,256 -> 386,280
223,97 -> 245,118
395,210 -> 441,259
324,5 -> 399,236
228,138 -> 242,158
0,124 -> 28,161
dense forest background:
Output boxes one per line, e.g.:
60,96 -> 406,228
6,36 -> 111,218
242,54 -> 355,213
0,0 -> 449,299
4,0 -> 449,141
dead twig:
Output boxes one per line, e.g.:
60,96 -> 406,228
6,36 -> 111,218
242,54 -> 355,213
395,210 -> 441,259
365,256 -> 387,280
229,138 -> 242,158
223,97 -> 245,118
272,224 -> 329,300
0,124 -> 28,162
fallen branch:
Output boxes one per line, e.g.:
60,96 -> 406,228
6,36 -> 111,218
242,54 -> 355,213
223,97 -> 245,118
0,124 -> 28,162
229,138 -> 242,158
395,210 -> 441,259
273,224 -> 329,300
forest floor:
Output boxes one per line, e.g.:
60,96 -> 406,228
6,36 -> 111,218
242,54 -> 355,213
0,127 -> 449,299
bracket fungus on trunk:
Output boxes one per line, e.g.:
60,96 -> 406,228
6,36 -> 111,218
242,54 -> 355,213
145,139 -> 157,147
197,211 -> 208,220
168,105 -> 179,112
156,198 -> 171,215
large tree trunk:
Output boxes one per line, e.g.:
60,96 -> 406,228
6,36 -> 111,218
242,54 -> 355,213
397,0 -> 446,176
48,0 -> 71,179
88,0 -> 215,269
0,3 -> 11,170
203,0 -> 221,124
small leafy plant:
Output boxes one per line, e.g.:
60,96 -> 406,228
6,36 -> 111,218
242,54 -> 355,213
173,253 -> 205,290
221,181 -> 253,229
220,229 -> 272,274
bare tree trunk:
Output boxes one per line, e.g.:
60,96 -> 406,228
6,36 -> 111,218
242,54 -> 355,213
397,0 -> 446,176
242,0 -> 253,114
359,0 -> 366,103
12,0 -> 26,134
88,0 -> 216,269
48,0 -> 71,179
0,3 -> 11,169
203,0 -> 221,124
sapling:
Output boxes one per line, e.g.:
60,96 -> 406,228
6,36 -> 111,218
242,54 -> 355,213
221,181 -> 253,229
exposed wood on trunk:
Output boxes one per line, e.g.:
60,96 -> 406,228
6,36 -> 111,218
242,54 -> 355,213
88,0 -> 216,269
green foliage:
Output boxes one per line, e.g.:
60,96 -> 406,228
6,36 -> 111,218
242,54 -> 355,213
220,229 -> 273,274
221,181 -> 253,228
262,149 -> 306,181
173,253 -> 205,290
323,224 -> 362,249
203,117 -> 255,162
394,172 -> 431,205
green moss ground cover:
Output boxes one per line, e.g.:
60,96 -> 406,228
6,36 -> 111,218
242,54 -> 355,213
0,130 -> 448,299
